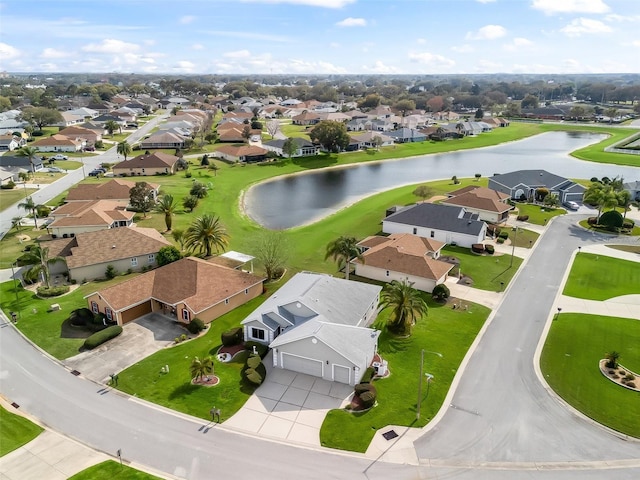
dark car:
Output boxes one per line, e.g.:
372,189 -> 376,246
84,146 -> 95,152
88,170 -> 102,176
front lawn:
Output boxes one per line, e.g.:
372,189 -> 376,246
563,253 -> 640,301
540,313 -> 640,438
0,188 -> 34,212
510,227 -> 539,248
0,405 -> 43,456
68,460 -> 162,480
441,245 -> 523,292
513,203 -> 566,225
320,296 -> 490,452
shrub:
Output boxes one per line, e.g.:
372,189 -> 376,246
105,264 -> 117,279
354,383 -> 377,397
243,362 -> 267,385
499,230 -> 509,240
1,180 -> 16,190
484,244 -> 495,255
186,317 -> 205,334
245,341 -> 268,358
622,219 -> 635,229
359,366 -> 376,384
516,215 -> 529,221
174,337 -> 180,344
68,307 -> 93,327
83,325 -> 123,349
599,210 -> 623,231
625,374 -> 635,381
497,237 -> 505,244
221,327 -> 244,346
487,225 -> 500,237
587,217 -> 598,225
359,390 -> 377,409
471,243 -> 484,254
627,382 -> 636,388
37,285 -> 70,297
184,171 -> 192,178
180,334 -> 187,341
246,353 -> 262,369
432,283 -> 450,302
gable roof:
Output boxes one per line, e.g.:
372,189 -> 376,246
216,144 -> 267,157
442,186 -> 512,214
490,170 -> 574,190
50,200 -> 134,227
384,203 -> 485,235
93,257 -> 264,313
263,138 -> 315,149
31,134 -> 82,147
113,152 -> 179,170
66,178 -> 159,202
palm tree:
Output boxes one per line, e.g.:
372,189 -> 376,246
11,216 -> 22,233
18,196 -> 38,228
605,351 -> 620,369
154,194 -> 178,231
190,356 -> 214,382
325,236 -> 363,281
21,245 -> 65,289
15,146 -> 40,173
184,214 -> 229,258
379,279 -> 428,336
617,190 -> 632,220
171,228 -> 185,251
584,183 -> 619,222
116,141 -> 132,161
105,120 -> 119,138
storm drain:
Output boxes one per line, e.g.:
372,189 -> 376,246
382,430 -> 398,441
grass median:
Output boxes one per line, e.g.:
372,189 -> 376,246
563,253 -> 640,301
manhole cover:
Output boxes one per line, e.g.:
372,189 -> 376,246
382,430 -> 398,441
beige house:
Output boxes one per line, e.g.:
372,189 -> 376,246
214,144 -> 267,163
57,125 -> 102,145
66,178 -> 159,202
31,134 -> 84,152
45,227 -> 171,282
48,200 -> 134,238
441,186 -> 513,224
85,257 -> 265,326
139,131 -> 185,149
353,234 -> 453,293
113,152 -> 180,177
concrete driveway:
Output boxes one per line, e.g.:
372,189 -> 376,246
224,362 -> 353,446
63,313 -> 185,384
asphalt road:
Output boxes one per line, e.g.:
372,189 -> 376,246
0,112 -> 169,240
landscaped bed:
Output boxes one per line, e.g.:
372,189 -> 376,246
540,313 -> 640,438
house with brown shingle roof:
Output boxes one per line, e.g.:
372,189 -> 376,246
292,111 -> 321,126
31,134 -> 84,152
48,199 -> 135,238
214,144 -> 267,163
113,152 -> 180,177
45,227 -> 171,282
66,178 -> 159,202
216,124 -> 261,142
57,125 -> 102,145
441,186 -> 512,223
353,234 -> 453,293
139,131 -> 186,150
84,256 -> 265,326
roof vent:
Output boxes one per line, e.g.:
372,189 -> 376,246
112,245 -> 116,248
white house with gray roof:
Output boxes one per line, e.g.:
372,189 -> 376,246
623,180 -> 640,202
241,272 -> 381,385
488,169 -> 586,204
383,203 -> 486,248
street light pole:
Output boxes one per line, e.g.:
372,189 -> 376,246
417,349 -> 442,420
510,226 -> 518,267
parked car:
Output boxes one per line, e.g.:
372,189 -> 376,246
44,167 -> 65,173
51,154 -> 68,160
88,170 -> 102,176
126,123 -> 138,128
84,146 -> 95,152
564,201 -> 580,210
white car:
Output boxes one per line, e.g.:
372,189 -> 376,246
564,201 -> 580,210
51,154 -> 68,160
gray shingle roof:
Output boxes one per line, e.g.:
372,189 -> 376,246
490,169 -> 572,190
384,203 -> 485,235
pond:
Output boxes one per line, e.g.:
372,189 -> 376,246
244,131 -> 640,229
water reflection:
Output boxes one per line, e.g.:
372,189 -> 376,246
245,132 -> 639,230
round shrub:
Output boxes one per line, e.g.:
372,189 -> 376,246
516,215 -> 529,221
599,210 -> 623,230
186,317 -> 205,334
484,244 -> 495,255
627,382 -> 636,388
432,283 -> 450,302
243,362 -> 267,385
83,325 -> 123,350
359,390 -> 377,409
68,307 -> 93,327
245,341 -> 268,358
354,383 -> 377,397
499,230 -> 509,240
246,353 -> 262,369
587,217 -> 598,225
37,285 -> 70,297
497,237 -> 505,244
221,327 -> 244,347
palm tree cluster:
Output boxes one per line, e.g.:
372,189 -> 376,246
584,177 -> 632,221
325,236 -> 363,280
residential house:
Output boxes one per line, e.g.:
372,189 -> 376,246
139,131 -> 186,150
488,170 -> 586,204
113,152 -> 181,177
317,112 -> 350,123
55,111 -> 85,127
66,107 -> 99,119
292,111 -> 321,126
214,144 -> 267,163
217,124 -> 261,143
92,114 -> 126,126
241,272 -> 381,385
350,131 -> 394,148
66,178 -> 159,203
441,186 -> 513,223
387,128 -> 427,143
0,165 -> 27,186
262,138 -> 320,157
354,234 -> 454,293
31,134 -> 84,152
57,125 -> 102,145
483,117 -> 510,128
521,107 -> 565,120
48,199 -> 135,238
85,257 -> 265,326
0,133 -> 26,151
45,226 -> 171,282
622,180 -> 640,202
383,203 -> 486,248
0,154 -> 44,173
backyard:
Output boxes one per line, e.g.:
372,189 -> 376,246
0,404 -> 43,456
540,313 -> 640,438
562,253 -> 640,300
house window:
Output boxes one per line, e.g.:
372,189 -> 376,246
182,309 -> 190,321
386,270 -> 390,277
251,328 -> 265,340
430,230 -> 435,238
413,227 -> 417,234
244,288 -> 249,295
131,257 -> 138,267
224,298 -> 229,305
148,253 -> 155,263
91,301 -> 99,314
105,308 -> 112,320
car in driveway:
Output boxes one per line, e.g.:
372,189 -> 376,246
51,154 -> 69,160
564,201 -> 580,210
88,169 -> 103,176
43,167 -> 65,173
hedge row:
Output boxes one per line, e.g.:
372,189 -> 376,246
37,285 -> 70,297
83,325 -> 123,350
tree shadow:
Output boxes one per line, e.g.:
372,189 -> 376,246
168,382 -> 199,400
59,318 -> 92,339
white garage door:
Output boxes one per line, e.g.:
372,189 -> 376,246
333,365 -> 351,384
282,353 -> 323,377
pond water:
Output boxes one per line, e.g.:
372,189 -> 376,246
244,131 -> 640,229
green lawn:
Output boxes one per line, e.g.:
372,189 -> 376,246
540,313 -> 640,438
563,253 -> 640,300
320,296 -> 490,452
68,460 -> 162,480
511,227 -> 539,248
0,188 -> 33,212
512,203 -> 567,225
441,245 -> 523,292
0,405 -> 43,456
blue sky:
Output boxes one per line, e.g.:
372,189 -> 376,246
1,0 -> 639,74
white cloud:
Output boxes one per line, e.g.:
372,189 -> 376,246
466,24 -> 507,40
174,60 -> 196,72
362,60 -> 400,74
240,0 -> 355,8
180,15 -> 196,24
476,0 -> 497,3
40,47 -> 69,59
336,17 -> 367,27
416,38 -> 426,45
452,44 -> 474,53
531,0 -> 610,15
82,39 -> 140,54
408,51 -> 455,68
503,37 -> 533,51
223,49 -> 251,58
191,43 -> 204,50
605,14 -> 640,22
0,42 -> 20,59
560,18 -> 611,37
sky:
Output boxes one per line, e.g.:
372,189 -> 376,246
1,0 -> 639,75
